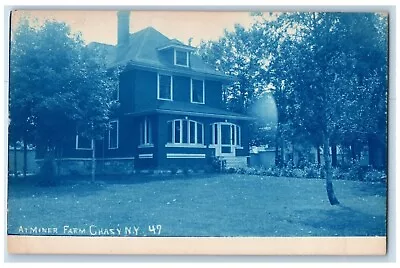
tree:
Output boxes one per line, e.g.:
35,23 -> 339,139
264,12 -> 387,204
198,12 -> 387,205
9,17 -> 118,181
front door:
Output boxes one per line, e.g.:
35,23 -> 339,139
213,123 -> 235,157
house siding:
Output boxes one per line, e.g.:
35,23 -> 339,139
135,115 -> 158,169
134,70 -> 158,112
236,120 -> 249,157
205,80 -> 223,109
119,70 -> 135,113
172,75 -> 190,102
101,116 -> 136,158
153,114 -> 248,169
34,26 -> 252,176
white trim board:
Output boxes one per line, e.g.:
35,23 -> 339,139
138,153 -> 154,159
165,143 -> 206,148
166,153 -> 206,159
36,157 -> 135,161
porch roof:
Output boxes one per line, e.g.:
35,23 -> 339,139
126,101 -> 253,120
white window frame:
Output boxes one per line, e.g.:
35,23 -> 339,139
157,73 -> 173,101
210,122 -> 242,147
75,134 -> 93,150
236,125 -> 241,147
173,119 -> 183,144
190,79 -> 205,104
174,49 -> 189,67
140,117 -> 152,146
167,119 -> 204,146
108,120 -> 119,149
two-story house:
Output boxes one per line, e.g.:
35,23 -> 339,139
50,11 -> 252,175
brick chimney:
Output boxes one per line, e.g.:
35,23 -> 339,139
117,11 -> 130,47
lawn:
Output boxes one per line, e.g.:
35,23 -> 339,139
7,174 -> 387,237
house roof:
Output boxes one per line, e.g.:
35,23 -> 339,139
126,101 -> 252,120
157,38 -> 196,51
88,27 -> 233,81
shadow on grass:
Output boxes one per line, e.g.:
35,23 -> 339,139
7,175 -> 107,199
95,173 -> 214,185
7,173 -> 215,199
352,182 -> 387,197
296,204 -> 386,236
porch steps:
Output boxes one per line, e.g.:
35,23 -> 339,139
222,156 -> 249,169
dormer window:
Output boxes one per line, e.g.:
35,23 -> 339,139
174,50 -> 189,67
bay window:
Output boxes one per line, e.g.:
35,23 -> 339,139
167,119 -> 204,145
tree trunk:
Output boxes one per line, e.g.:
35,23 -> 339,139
291,143 -> 295,167
317,146 -> 321,166
275,142 -> 280,167
23,139 -> 27,178
323,135 -> 340,205
351,141 -> 356,162
281,139 -> 285,167
368,135 -> 377,169
91,138 -> 96,182
55,146 -> 61,177
341,147 -> 345,167
13,141 -> 18,177
331,143 -> 337,168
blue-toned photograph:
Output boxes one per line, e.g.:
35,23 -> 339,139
7,10 -> 388,239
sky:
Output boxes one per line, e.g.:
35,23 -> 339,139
11,10 -> 258,46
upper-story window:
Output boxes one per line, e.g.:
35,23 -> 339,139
108,120 -> 119,149
174,50 -> 189,67
157,74 -> 173,100
191,79 -> 205,104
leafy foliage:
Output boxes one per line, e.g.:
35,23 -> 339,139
9,18 -> 118,158
198,12 -> 388,204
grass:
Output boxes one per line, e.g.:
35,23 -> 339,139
7,173 -> 387,237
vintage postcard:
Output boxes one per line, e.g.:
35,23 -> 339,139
7,9 -> 388,255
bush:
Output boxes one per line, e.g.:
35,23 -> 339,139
236,167 -> 246,174
227,167 -> 236,174
304,164 -> 320,178
364,170 -> 387,182
347,160 -> 368,181
279,166 -> 293,177
207,156 -> 226,173
170,166 -> 178,175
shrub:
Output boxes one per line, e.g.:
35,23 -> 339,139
304,164 -> 320,178
227,167 -> 236,174
292,168 -> 307,178
364,170 -> 387,182
236,167 -> 246,174
279,166 -> 293,177
332,167 -> 346,180
182,167 -> 194,176
170,166 -> 178,175
245,167 -> 258,175
347,160 -> 368,181
207,156 -> 226,173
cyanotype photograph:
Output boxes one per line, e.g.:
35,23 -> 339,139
7,9 -> 388,254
